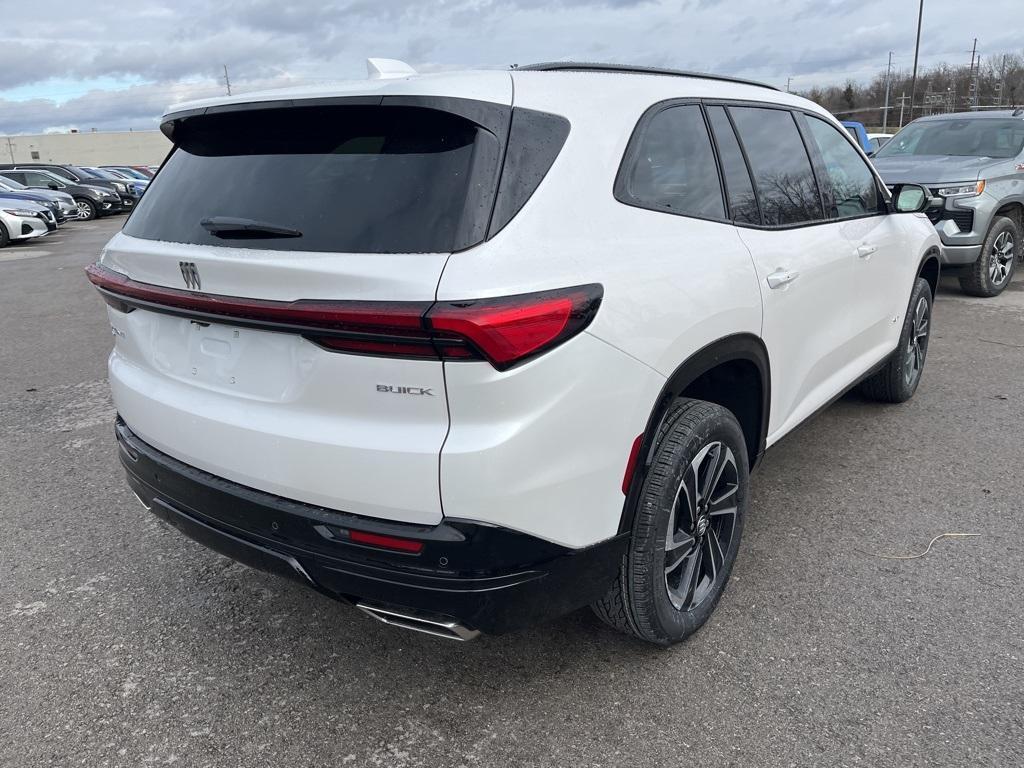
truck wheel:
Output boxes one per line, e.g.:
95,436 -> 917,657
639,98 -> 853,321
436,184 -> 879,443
959,216 -> 1018,297
592,398 -> 748,645
861,277 -> 932,403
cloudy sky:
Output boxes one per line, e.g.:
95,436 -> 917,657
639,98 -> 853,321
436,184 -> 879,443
1,0 -> 1020,135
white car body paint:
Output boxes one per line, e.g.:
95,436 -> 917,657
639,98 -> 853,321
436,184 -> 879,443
98,66 -> 939,552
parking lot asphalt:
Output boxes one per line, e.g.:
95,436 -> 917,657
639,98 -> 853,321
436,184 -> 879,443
1,217 -> 1021,768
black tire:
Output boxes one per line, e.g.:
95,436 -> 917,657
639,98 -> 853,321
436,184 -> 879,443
0,221 -> 8,249
958,215 -> 1018,297
593,398 -> 748,645
74,198 -> 97,221
860,277 -> 932,403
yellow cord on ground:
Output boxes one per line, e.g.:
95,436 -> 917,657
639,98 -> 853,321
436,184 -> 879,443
859,533 -> 981,560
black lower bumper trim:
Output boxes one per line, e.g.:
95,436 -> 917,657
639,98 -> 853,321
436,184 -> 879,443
115,419 -> 627,635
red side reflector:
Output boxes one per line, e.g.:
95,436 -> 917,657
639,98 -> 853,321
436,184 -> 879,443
622,434 -> 644,495
348,529 -> 424,554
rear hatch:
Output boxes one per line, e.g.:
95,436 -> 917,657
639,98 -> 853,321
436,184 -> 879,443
95,83 -> 511,525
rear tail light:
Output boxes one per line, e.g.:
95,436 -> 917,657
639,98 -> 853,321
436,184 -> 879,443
86,263 -> 601,370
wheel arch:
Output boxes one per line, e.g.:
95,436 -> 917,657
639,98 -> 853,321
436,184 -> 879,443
993,199 -> 1024,235
916,247 -> 941,298
619,333 -> 770,534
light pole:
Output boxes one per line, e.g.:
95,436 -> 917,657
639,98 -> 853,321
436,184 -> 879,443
882,51 -> 893,132
908,0 -> 924,121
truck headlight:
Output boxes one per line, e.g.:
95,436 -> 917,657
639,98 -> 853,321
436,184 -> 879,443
937,180 -> 985,197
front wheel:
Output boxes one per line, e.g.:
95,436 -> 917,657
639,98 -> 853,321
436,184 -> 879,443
75,198 -> 97,221
593,399 -> 748,645
861,277 -> 932,403
959,215 -> 1018,297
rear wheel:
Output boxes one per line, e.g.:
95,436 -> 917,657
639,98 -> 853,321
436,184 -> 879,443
75,198 -> 96,221
959,216 -> 1018,297
861,277 -> 932,403
593,399 -> 748,645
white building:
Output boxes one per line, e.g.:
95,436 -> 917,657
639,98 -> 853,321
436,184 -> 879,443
1,130 -> 171,166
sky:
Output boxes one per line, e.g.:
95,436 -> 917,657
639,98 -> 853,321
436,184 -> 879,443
1,0 -> 1020,135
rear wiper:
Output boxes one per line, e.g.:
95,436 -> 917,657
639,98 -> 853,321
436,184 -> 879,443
200,216 -> 302,239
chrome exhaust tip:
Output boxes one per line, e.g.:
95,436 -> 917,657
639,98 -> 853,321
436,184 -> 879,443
356,602 -> 480,642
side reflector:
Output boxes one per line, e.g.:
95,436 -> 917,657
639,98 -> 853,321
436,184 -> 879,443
622,434 -> 644,495
348,529 -> 424,554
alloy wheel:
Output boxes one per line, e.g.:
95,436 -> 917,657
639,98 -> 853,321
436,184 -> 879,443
904,295 -> 930,386
989,230 -> 1015,286
664,441 -> 738,611
76,201 -> 92,220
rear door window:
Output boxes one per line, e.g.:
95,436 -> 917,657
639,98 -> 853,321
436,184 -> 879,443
616,104 -> 726,221
803,115 -> 881,219
124,104 -> 504,253
705,106 -> 760,225
728,107 -> 824,226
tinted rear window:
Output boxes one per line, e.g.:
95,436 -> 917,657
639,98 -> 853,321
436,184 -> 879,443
729,107 -> 823,226
616,104 -> 726,220
124,105 -> 503,253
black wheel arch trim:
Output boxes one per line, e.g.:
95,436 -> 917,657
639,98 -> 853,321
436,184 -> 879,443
916,247 -> 941,295
618,333 -> 770,535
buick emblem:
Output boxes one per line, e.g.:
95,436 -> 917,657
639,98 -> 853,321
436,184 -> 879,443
179,261 -> 202,290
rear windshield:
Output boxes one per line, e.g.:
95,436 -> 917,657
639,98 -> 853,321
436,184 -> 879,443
124,104 -> 503,253
875,118 -> 1024,159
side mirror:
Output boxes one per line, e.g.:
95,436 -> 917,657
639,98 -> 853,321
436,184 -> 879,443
891,183 -> 931,213
48,183 -> 59,190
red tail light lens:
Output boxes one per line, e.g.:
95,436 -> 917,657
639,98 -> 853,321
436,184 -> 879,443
85,263 -> 601,370
427,286 -> 602,370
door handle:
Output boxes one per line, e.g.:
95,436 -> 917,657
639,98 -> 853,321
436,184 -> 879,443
766,268 -> 800,289
856,244 -> 878,258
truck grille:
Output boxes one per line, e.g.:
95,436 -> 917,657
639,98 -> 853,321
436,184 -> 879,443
926,207 -> 974,232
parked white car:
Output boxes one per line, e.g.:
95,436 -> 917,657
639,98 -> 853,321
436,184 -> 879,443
867,132 -> 894,153
87,61 -> 940,644
0,196 -> 54,247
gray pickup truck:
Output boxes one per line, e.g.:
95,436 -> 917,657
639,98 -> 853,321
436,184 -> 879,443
872,110 -> 1024,296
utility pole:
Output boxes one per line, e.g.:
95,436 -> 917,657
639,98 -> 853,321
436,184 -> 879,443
898,92 -> 908,128
882,51 -> 894,132
222,64 -> 232,96
908,0 -> 924,122
5,136 -> 14,163
996,54 -> 1007,106
786,77 -> 792,93
968,38 -> 979,108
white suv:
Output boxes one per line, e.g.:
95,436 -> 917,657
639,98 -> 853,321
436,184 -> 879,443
87,61 -> 940,644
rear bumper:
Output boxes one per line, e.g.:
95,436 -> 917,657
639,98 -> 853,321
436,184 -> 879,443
115,418 -> 626,635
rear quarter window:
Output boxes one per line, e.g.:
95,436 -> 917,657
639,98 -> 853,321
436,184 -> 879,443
615,103 -> 726,221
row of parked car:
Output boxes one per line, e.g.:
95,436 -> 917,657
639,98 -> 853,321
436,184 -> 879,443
0,163 -> 156,248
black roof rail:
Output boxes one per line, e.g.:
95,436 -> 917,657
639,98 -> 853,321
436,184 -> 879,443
515,62 -> 779,92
